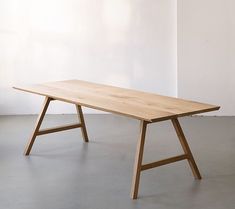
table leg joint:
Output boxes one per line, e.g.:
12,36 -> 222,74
141,154 -> 188,171
24,97 -> 51,155
171,118 -> 202,179
37,123 -> 82,135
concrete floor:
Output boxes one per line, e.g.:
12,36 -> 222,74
0,114 -> 235,209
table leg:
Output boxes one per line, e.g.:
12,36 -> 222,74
76,105 -> 89,142
24,97 -> 51,155
171,118 -> 202,179
131,120 -> 148,199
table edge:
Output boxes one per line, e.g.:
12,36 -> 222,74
13,86 -> 220,122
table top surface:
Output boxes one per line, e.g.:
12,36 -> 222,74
14,80 -> 220,122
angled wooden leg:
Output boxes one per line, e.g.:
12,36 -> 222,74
171,118 -> 202,179
75,105 -> 89,142
24,97 -> 51,155
131,120 -> 148,199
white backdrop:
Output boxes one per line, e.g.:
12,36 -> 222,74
0,0 -> 177,114
178,0 -> 235,116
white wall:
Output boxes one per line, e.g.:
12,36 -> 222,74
178,0 -> 235,115
0,0 -> 177,115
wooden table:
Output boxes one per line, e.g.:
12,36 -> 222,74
14,80 -> 220,199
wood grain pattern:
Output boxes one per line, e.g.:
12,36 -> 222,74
14,80 -> 217,199
13,80 -> 220,122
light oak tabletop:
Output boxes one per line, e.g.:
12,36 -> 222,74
14,80 -> 220,122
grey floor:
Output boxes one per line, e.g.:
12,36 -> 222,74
0,114 -> 235,209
